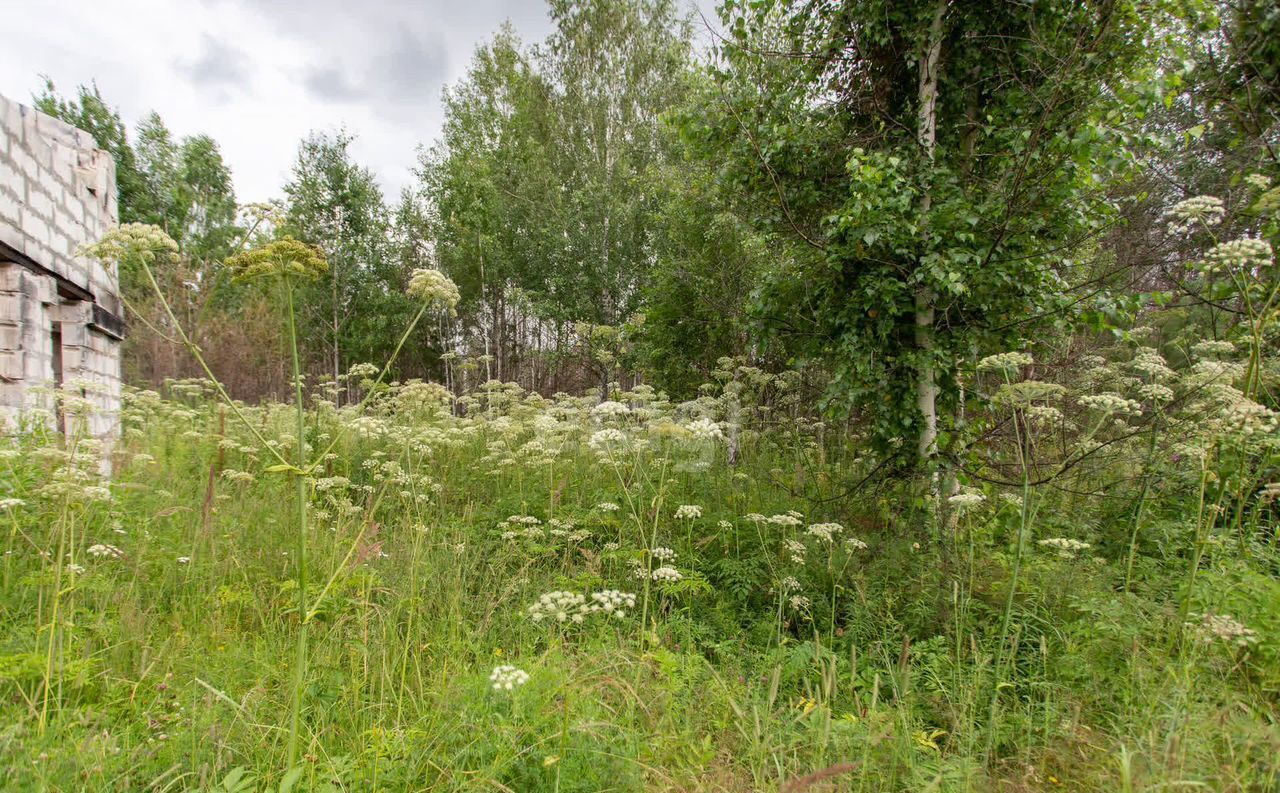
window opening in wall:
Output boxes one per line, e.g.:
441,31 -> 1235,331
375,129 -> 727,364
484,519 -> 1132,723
51,322 -> 64,434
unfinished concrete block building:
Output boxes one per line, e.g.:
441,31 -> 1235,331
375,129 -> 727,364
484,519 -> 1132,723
0,93 -> 123,445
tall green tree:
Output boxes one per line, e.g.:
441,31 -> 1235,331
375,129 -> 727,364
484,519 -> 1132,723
283,131 -> 422,382
541,0 -> 692,328
422,24 -> 559,382
694,0 -> 1162,469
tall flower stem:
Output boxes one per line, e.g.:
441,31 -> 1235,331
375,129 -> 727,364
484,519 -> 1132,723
285,282 -> 309,768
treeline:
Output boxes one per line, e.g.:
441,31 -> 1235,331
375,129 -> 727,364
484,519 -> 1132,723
38,0 -> 1279,449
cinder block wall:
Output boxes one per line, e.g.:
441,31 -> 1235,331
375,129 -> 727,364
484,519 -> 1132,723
0,93 -> 122,452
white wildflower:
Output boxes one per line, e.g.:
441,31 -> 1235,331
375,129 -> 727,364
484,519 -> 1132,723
651,566 -> 683,583
1078,393 -> 1142,416
805,522 -> 843,543
1187,613 -> 1259,648
650,546 -> 677,562
977,352 -> 1033,373
1163,195 -> 1224,235
685,417 -> 724,441
489,665 -> 530,691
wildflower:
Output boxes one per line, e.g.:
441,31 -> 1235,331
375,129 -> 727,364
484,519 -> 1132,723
650,546 -> 677,562
87,544 -> 122,559
651,566 -> 683,583
674,505 -> 702,520
591,401 -> 630,419
1137,383 -> 1174,403
1258,483 -> 1280,505
489,665 -> 530,691
405,268 -> 460,314
948,492 -> 985,509
1130,349 -> 1172,380
221,470 -> 256,485
528,591 -> 588,623
177,556 -> 191,564
780,576 -> 801,592
784,539 -> 806,564
0,498 -> 25,510
1220,398 -> 1278,436
1078,393 -> 1142,416
586,589 -> 636,618
844,537 -> 868,551
768,513 -> 802,528
1187,359 -> 1246,385
588,429 -> 627,452
603,541 -> 620,551
977,352 -> 1033,374
1037,538 -> 1090,558
995,381 -> 1065,407
1197,238 -> 1274,275
1163,195 -> 1224,235
1187,613 -> 1259,648
1191,340 -> 1235,360
225,237 -> 327,282
66,563 -> 85,575
1244,173 -> 1272,191
80,223 -> 180,266
805,523 -> 843,542
685,417 -> 724,441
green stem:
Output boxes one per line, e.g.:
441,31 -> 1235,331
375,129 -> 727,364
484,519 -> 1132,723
285,282 -> 309,768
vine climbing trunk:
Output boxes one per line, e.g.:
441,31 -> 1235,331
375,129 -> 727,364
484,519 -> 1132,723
915,0 -> 947,491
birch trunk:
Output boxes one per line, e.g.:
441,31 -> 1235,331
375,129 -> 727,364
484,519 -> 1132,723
915,0 -> 947,470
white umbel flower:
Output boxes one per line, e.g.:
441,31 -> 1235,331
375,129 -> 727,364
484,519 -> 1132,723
490,665 -> 530,691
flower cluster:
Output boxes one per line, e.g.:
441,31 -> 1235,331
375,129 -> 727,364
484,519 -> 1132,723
978,352 -> 1033,374
87,543 -> 123,559
1037,538 -> 1091,557
490,665 -> 530,691
674,504 -> 702,520
1197,238 -> 1274,275
651,566 -> 683,583
591,400 -> 631,419
1191,339 -> 1235,360
1187,613 -> 1259,648
650,546 -> 677,562
80,223 -> 179,266
588,428 -> 627,453
1163,195 -> 1224,235
1078,393 -> 1142,416
225,237 -> 327,282
685,417 -> 724,441
948,492 -> 986,509
528,589 -> 636,623
586,589 -> 636,617
805,522 -> 843,543
406,268 -> 460,313
528,591 -> 587,622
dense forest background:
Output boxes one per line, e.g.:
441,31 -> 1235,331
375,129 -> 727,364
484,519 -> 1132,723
35,0 -> 1278,427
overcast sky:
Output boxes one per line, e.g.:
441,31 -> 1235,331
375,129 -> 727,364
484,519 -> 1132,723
0,0 -> 716,205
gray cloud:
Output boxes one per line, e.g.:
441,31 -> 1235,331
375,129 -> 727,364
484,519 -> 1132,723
177,34 -> 251,101
303,65 -> 364,102
301,30 -> 449,121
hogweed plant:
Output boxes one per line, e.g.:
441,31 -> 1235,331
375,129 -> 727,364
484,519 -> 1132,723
82,227 -> 460,769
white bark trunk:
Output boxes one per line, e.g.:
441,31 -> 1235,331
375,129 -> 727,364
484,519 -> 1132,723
915,0 -> 947,466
